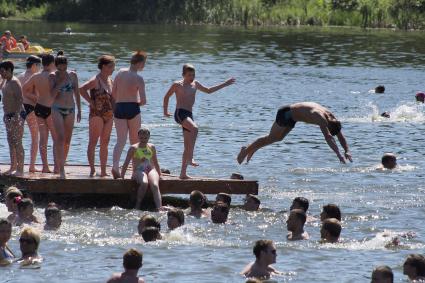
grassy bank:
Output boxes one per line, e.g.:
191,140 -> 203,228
1,0 -> 425,30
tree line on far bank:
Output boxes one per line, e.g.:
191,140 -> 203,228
1,0 -> 425,30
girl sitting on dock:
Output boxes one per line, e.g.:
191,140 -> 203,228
121,126 -> 162,210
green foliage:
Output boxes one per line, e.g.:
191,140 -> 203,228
2,0 -> 425,30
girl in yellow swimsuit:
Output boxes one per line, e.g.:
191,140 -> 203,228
121,126 -> 162,210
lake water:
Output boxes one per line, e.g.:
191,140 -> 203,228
0,22 -> 424,283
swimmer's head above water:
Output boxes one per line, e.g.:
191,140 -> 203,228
375,85 -> 385,94
290,197 -> 309,212
403,254 -> 425,281
371,265 -> 393,283
167,208 -> 185,230
253,239 -> 277,265
244,194 -> 260,211
381,153 -> 397,170
211,201 -> 230,224
320,218 -> 341,243
286,209 -> 306,233
321,204 -> 341,221
416,92 -> 425,103
216,193 -> 232,206
138,214 -> 160,235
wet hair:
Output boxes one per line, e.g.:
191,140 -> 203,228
141,227 -> 160,242
45,203 -> 61,218
5,187 -> 23,200
131,50 -> 147,65
123,248 -> 143,270
97,55 -> 115,70
167,208 -> 185,225
57,50 -> 64,56
375,85 -> 385,93
17,198 -> 34,212
291,197 -> 309,212
216,193 -> 232,206
322,218 -> 342,238
211,202 -> 230,224
0,218 -> 11,228
0,61 -> 14,72
253,239 -> 274,260
289,209 -> 307,224
41,54 -> 55,67
138,126 -> 150,137
189,190 -> 205,209
139,214 -> 161,230
372,265 -> 393,281
26,55 -> 41,69
246,194 -> 260,204
381,153 -> 397,169
405,254 -> 425,277
55,55 -> 68,66
328,120 -> 342,136
182,63 -> 195,75
20,227 -> 40,249
322,204 -> 341,221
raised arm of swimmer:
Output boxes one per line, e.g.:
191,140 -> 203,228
195,77 -> 235,94
163,83 -> 177,117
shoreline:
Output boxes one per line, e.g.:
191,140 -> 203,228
1,16 -> 423,32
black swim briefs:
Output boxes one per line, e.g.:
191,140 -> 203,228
275,105 -> 296,128
114,102 -> 141,120
34,103 -> 52,119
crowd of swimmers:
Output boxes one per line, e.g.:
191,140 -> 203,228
2,183 -> 424,282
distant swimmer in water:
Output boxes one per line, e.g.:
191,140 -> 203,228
286,209 -> 309,241
375,85 -> 385,94
121,126 -> 162,210
237,102 -> 353,165
18,227 -> 43,267
167,208 -> 185,230
65,27 -> 72,34
211,201 -> 230,224
320,218 -> 341,243
243,194 -> 261,211
320,204 -> 342,222
163,63 -> 235,179
380,112 -> 390,118
15,198 -> 40,226
371,265 -> 393,283
0,218 -> 15,266
186,190 -> 209,218
416,92 -> 425,103
44,203 -> 62,230
403,254 -> 425,282
107,249 -> 145,283
381,153 -> 397,170
241,240 -> 281,280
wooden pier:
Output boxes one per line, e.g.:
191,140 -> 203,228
0,164 -> 258,208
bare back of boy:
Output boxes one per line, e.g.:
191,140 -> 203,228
24,71 -> 55,107
107,273 -> 144,283
113,68 -> 145,104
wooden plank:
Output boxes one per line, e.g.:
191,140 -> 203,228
0,164 -> 258,195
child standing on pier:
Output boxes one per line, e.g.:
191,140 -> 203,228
163,64 -> 235,179
121,126 -> 162,210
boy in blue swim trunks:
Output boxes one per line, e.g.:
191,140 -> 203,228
163,64 -> 235,179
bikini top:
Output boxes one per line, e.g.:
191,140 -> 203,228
58,74 -> 74,94
134,146 -> 152,161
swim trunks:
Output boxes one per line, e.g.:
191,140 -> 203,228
23,103 -> 35,119
114,102 -> 140,120
34,103 -> 51,119
174,108 -> 193,124
275,105 -> 296,128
